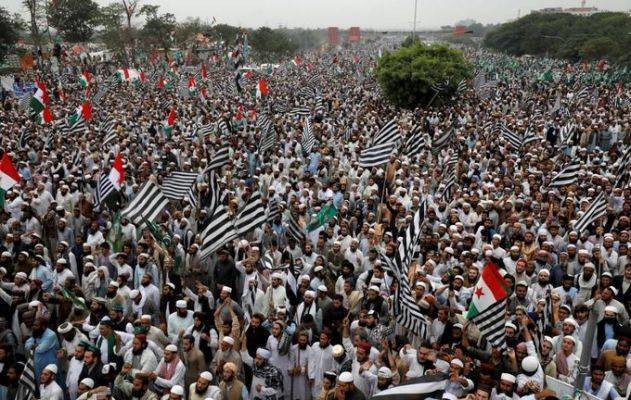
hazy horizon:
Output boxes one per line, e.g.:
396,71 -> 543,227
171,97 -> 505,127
3,0 -> 629,30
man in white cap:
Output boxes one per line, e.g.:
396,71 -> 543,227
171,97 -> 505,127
444,358 -> 474,397
551,317 -> 583,356
262,273 -> 287,317
149,344 -> 186,394
294,290 -> 322,330
239,347 -> 284,400
335,371 -> 365,400
288,331 -> 311,400
134,253 -> 159,290
585,286 -> 629,325
163,384 -> 184,400
167,300 -> 194,342
241,277 -> 266,319
76,377 -> 95,399
52,258 -> 74,289
308,330 -> 335,399
39,364 -> 64,400
490,373 -> 518,400
139,315 -> 171,348
516,356 -> 544,395
57,321 -> 88,361
210,336 -> 244,382
372,367 -> 394,395
188,371 -> 220,400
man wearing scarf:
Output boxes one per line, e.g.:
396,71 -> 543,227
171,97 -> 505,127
149,344 -> 186,394
240,347 -> 283,400
288,331 -> 311,400
95,318 -> 121,365
218,362 -> 248,400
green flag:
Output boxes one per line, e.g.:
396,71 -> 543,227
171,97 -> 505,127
307,204 -> 337,232
540,70 -> 552,82
60,287 -> 88,310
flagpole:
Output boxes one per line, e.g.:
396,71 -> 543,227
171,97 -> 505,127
412,0 -> 418,42
575,280 -> 600,389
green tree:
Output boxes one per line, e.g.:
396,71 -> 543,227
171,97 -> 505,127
250,26 -> 297,62
23,0 -> 46,46
139,8 -> 176,56
484,12 -> 631,65
375,43 -> 472,109
48,0 -> 99,42
0,7 -> 22,64
94,3 -> 126,56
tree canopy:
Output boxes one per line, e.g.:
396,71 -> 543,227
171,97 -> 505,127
0,7 -> 22,64
375,42 -> 472,109
48,0 -> 99,43
483,12 -> 631,65
249,26 -> 298,63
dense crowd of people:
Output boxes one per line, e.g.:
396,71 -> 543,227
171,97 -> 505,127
0,35 -> 629,400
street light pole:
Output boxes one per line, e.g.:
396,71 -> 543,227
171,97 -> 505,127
412,0 -> 418,41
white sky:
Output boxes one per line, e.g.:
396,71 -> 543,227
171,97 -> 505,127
3,0 -> 630,30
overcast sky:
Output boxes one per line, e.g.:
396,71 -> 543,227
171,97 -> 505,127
3,0 -> 630,30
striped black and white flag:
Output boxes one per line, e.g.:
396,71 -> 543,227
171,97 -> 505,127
572,192 -> 608,235
199,205 -> 238,260
380,201 -> 430,340
204,169 -> 221,215
358,142 -> 396,168
301,118 -> 315,155
197,123 -> 214,137
234,191 -> 267,235
456,78 -> 467,94
162,171 -> 199,202
61,118 -> 87,136
431,129 -> 453,154
521,128 -> 540,148
286,213 -> 306,243
372,374 -> 449,400
207,144 -> 230,171
121,181 -> 169,229
16,356 -> 36,400
94,173 -> 116,208
288,107 -> 311,117
314,93 -> 324,114
259,129 -> 276,154
548,159 -> 581,187
218,119 -> 231,136
501,125 -> 522,149
404,125 -> 428,158
267,198 -> 281,223
186,186 -> 198,208
614,149 -> 630,189
372,119 -> 400,146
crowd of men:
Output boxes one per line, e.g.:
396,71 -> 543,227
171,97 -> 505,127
0,34 -> 629,400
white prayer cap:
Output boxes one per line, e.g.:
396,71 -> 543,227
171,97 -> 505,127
200,371 -> 213,381
453,275 -> 464,282
176,300 -> 187,308
604,305 -> 619,314
332,345 -> 345,357
271,272 -> 283,280
521,356 -> 539,372
101,363 -> 116,374
170,385 -> 184,397
538,269 -> 550,276
317,285 -> 327,292
15,272 -> 27,279
1,251 -> 11,257
505,322 -> 517,331
56,258 -> 67,264
304,290 -> 315,298
339,372 -> 353,383
563,335 -> 576,344
108,280 -> 119,288
138,253 -> 149,258
222,336 -> 235,345
80,378 -> 95,388
44,364 -> 58,374
141,314 -> 151,321
57,322 -> 73,334
165,344 -> 178,352
563,318 -> 579,329
222,286 -> 233,293
450,358 -> 464,368
377,367 -> 393,379
256,348 -> 271,360
29,300 -> 41,308
500,373 -> 516,384
130,289 -> 140,299
314,266 -> 324,272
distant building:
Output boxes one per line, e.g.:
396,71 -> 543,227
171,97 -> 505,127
532,6 -> 603,16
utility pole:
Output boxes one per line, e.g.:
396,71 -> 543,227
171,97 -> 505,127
412,0 -> 418,41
